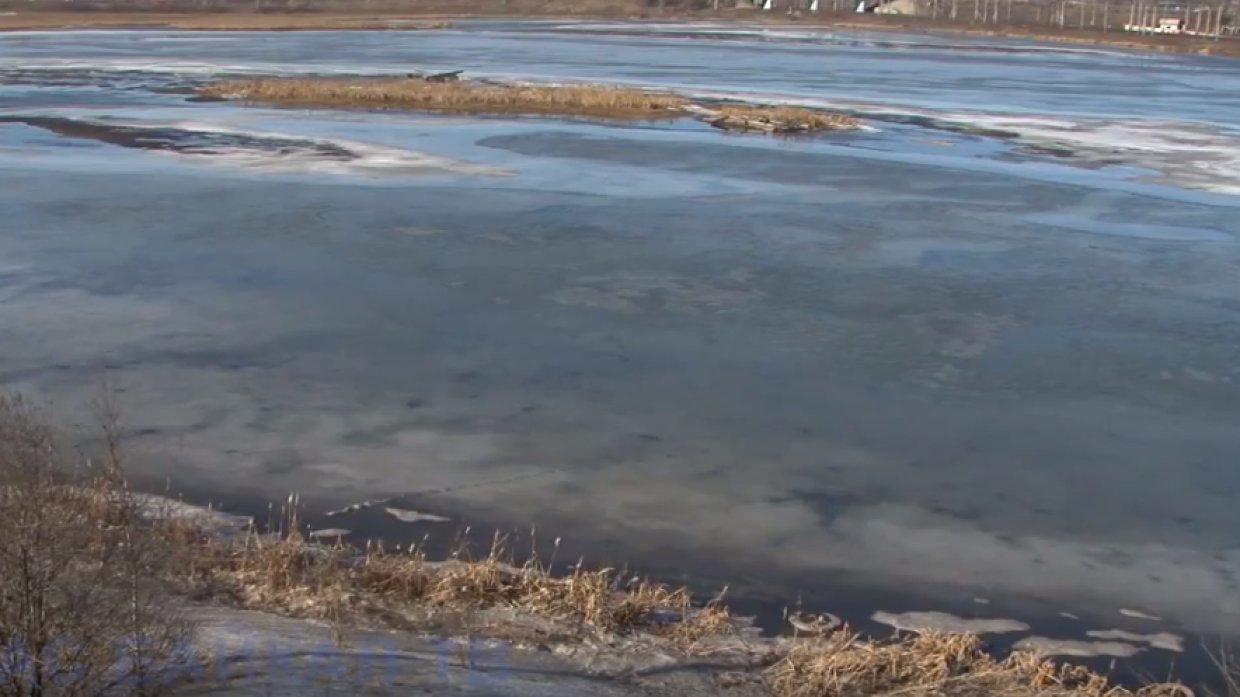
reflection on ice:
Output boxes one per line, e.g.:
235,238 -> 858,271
3,22 -> 1240,645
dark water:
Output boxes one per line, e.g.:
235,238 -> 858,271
2,22 -> 1239,665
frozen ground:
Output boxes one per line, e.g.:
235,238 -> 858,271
1,22 -> 1239,644
183,604 -> 737,697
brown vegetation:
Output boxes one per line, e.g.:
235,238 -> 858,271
200,78 -> 691,118
179,510 -> 1207,697
0,394 -> 192,697
0,393 -> 1215,697
188,508 -> 736,651
709,105 -> 860,133
198,77 -> 863,133
766,630 -> 1189,697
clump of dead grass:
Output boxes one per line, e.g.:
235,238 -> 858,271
768,630 -> 1188,697
710,105 -> 860,133
193,518 -> 734,650
200,78 -> 689,118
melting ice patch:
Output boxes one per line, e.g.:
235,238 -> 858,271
1013,637 -> 1144,658
949,114 -> 1240,195
0,115 -> 506,178
870,610 -> 1030,635
1085,629 -> 1184,652
677,88 -> 1240,195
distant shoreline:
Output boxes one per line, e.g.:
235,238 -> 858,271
2,10 -> 1239,57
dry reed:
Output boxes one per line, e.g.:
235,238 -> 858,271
200,78 -> 689,118
767,629 -> 1190,697
194,515 -> 733,649
178,508 -> 1199,697
0,390 -> 1206,697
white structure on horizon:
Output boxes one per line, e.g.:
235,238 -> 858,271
1124,16 -> 1188,32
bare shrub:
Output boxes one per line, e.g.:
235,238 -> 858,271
0,393 -> 193,697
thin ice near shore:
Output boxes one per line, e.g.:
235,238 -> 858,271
139,494 -> 1200,697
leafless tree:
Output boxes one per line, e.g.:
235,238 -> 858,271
0,394 -> 194,697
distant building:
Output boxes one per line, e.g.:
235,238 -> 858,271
1124,15 -> 1187,32
1156,16 -> 1185,31
874,0 -> 921,13
854,0 -> 923,12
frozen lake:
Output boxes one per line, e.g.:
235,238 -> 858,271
2,21 -> 1240,642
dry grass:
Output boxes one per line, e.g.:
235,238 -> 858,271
198,77 -> 865,133
195,518 -> 1199,697
192,510 -> 734,650
767,630 -> 1190,697
0,390 -> 1205,697
200,78 -> 690,119
710,105 -> 861,133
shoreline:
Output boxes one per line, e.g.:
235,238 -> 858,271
150,479 -> 1220,691
1,10 -> 1237,57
